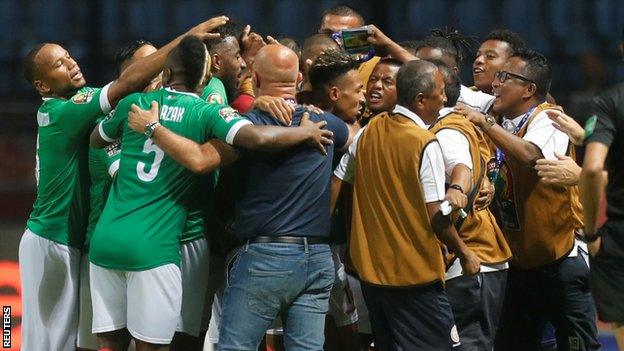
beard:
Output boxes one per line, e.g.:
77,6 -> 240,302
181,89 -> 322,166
222,75 -> 240,102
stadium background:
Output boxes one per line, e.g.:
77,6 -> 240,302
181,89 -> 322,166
0,0 -> 621,349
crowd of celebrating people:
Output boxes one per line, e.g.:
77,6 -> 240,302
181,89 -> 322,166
17,4 -> 624,351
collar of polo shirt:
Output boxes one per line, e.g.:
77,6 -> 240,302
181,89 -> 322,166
392,105 -> 429,129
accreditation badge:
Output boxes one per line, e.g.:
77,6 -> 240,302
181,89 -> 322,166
488,159 -> 521,231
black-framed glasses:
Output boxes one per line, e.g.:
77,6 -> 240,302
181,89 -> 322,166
495,70 -> 535,84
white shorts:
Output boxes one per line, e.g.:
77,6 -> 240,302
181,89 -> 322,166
18,229 -> 81,351
77,254 -> 99,349
205,253 -> 227,345
176,238 -> 210,337
90,262 -> 182,344
346,273 -> 372,334
328,245 -> 358,327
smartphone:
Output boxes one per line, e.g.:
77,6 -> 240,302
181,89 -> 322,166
340,26 -> 372,54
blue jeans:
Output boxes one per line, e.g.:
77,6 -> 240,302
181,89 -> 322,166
217,241 -> 335,351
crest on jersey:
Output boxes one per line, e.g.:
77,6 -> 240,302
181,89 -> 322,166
206,93 -> 225,105
219,107 -> 239,122
72,90 -> 94,104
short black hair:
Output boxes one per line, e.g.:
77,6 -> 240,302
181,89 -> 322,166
484,29 -> 525,55
512,48 -> 551,101
308,49 -> 359,91
22,43 -> 47,85
172,36 -> 209,90
414,27 -> 479,65
206,20 -> 245,53
115,39 -> 154,74
320,5 -> 365,26
301,33 -> 340,59
376,57 -> 403,69
428,59 -> 460,107
396,60 -> 438,107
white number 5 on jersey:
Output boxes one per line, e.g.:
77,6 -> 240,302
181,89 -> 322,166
137,139 -> 164,182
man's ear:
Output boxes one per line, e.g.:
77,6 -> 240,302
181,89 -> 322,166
329,86 -> 340,102
414,93 -> 425,111
211,53 -> 221,72
161,67 -> 172,85
297,72 -> 303,84
523,83 -> 537,99
34,79 -> 50,95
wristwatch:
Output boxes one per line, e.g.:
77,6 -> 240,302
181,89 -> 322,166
449,184 -> 464,194
144,121 -> 161,138
483,114 -> 497,131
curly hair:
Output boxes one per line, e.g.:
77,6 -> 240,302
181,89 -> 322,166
308,49 -> 360,91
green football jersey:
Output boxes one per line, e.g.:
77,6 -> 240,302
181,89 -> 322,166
27,85 -> 112,248
85,116 -> 121,252
89,87 -> 250,271
183,76 -> 228,243
201,76 -> 228,105
180,171 -> 218,244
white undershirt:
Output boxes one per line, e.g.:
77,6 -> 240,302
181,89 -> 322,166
435,109 -> 473,182
457,85 -> 495,114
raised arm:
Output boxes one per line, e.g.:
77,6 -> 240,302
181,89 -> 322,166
106,16 -> 228,107
366,25 -> 417,63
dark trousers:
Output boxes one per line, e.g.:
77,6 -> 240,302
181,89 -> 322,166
446,270 -> 507,351
361,281 -> 456,351
494,255 -> 600,351
589,220 -> 624,323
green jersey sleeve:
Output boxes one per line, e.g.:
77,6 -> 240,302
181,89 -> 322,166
56,83 -> 113,139
200,104 -> 252,144
98,95 -> 135,142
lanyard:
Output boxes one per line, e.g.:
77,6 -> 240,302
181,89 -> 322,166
489,107 -> 537,183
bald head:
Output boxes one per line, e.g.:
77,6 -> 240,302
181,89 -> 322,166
253,44 -> 300,96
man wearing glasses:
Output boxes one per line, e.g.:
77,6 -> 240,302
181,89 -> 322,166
456,48 -> 600,350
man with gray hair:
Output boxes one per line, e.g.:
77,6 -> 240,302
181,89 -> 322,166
334,60 -> 480,349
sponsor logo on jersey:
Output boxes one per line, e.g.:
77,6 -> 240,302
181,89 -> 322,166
219,107 -> 239,122
105,140 -> 122,157
71,90 -> 94,104
206,93 -> 225,105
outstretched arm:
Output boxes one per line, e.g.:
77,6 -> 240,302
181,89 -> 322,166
455,105 -> 543,167
366,25 -> 417,62
232,112 -> 334,154
106,16 -> 228,107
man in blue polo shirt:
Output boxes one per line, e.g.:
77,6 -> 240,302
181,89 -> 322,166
217,44 -> 349,351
